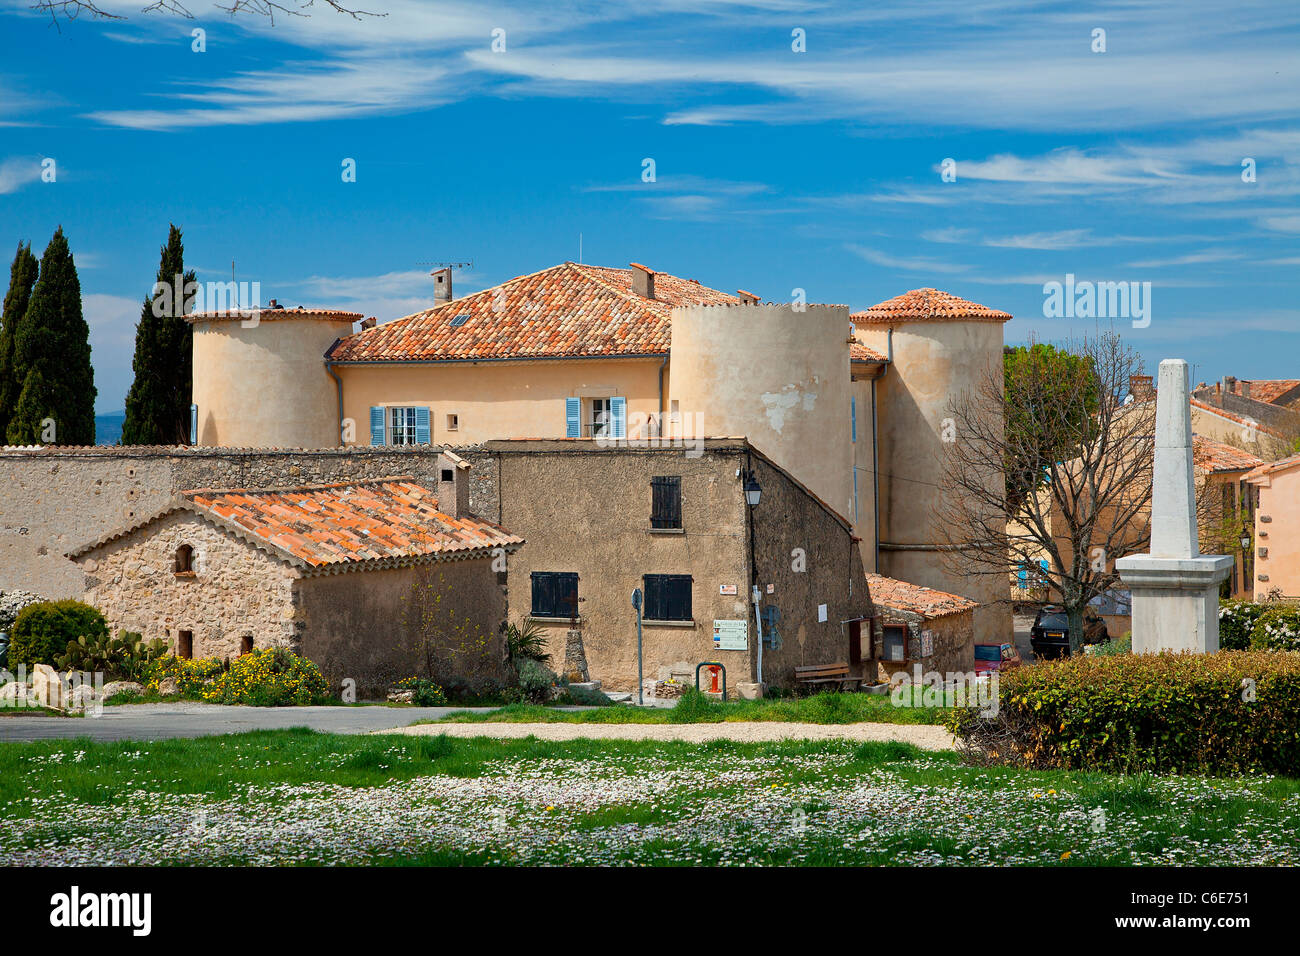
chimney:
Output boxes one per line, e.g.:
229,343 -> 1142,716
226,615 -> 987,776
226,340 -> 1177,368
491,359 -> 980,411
436,451 -> 470,518
1242,381 -> 1252,402
629,262 -> 655,300
736,289 -> 760,304
359,316 -> 377,330
432,267 -> 453,304
1223,375 -> 1236,395
1129,374 -> 1154,402
267,298 -> 280,310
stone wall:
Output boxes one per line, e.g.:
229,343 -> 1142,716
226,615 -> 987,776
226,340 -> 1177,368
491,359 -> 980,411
75,510 -> 299,660
0,445 -> 496,598
871,607 -> 974,683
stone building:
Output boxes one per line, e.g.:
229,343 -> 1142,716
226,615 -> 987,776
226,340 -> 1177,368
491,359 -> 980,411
864,573 -> 978,682
66,475 -> 522,696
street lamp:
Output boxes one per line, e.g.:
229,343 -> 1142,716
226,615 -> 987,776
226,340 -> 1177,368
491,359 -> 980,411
1240,524 -> 1252,552
744,473 -> 762,507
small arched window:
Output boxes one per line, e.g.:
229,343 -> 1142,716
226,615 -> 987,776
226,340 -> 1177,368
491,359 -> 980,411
174,544 -> 194,574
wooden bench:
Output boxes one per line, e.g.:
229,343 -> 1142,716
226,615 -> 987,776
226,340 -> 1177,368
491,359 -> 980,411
794,662 -> 861,693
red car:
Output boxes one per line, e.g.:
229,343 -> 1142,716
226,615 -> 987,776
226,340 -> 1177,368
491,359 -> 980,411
974,642 -> 1022,674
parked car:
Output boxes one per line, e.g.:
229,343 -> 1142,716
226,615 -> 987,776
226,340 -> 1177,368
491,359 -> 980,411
1029,605 -> 1109,659
974,642 -> 1022,674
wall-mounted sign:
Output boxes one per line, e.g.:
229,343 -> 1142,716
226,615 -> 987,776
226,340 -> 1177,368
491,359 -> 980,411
817,604 -> 828,623
712,619 -> 748,651
719,584 -> 737,595
920,629 -> 934,658
766,583 -> 775,594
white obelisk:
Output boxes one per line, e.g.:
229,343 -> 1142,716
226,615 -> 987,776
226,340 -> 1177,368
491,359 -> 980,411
1116,360 -> 1233,653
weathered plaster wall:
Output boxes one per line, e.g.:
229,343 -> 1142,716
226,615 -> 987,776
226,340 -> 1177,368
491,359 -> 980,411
1252,466 -> 1300,600
296,558 -> 510,698
75,510 -> 299,660
871,608 -> 974,683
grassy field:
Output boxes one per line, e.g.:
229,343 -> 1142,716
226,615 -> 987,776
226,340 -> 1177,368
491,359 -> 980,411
430,689 -> 953,726
2,728 -> 1297,866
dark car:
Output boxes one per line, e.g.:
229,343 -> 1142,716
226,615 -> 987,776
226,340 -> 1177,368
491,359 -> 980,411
1029,606 -> 1109,659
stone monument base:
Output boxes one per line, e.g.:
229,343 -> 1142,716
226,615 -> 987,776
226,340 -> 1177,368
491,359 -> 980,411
1114,554 -> 1233,654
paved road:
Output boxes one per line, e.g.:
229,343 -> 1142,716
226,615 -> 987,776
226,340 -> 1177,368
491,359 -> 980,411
1013,612 -> 1038,663
0,702 -> 501,743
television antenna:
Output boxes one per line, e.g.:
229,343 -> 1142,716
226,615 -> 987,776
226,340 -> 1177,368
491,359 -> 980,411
416,259 -> 474,275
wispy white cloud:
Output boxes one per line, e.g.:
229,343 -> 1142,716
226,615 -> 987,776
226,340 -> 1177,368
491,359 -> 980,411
0,155 -> 42,194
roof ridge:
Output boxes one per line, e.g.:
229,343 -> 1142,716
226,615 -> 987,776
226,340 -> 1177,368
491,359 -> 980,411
182,475 -> 418,497
568,261 -> 671,314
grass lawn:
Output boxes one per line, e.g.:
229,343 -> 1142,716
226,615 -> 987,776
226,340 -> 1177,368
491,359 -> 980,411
2,728 -> 1296,866
429,689 -> 953,726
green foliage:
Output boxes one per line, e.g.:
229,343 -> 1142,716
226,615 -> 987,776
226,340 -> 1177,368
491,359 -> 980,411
55,630 -> 168,681
947,651 -> 1300,775
504,617 -> 550,664
1089,632 -> 1131,656
6,228 -> 96,445
513,657 -> 558,703
1250,607 -> 1300,652
0,242 -> 38,439
144,655 -> 224,695
1219,599 -> 1268,651
122,224 -> 196,445
554,683 -> 613,706
8,600 -> 109,670
393,675 -> 448,706
1002,342 -> 1099,515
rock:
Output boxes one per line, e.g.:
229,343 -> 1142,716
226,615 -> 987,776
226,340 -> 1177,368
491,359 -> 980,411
102,681 -> 143,699
66,684 -> 101,712
31,663 -> 67,709
0,681 -> 30,707
737,681 -> 766,700
158,676 -> 180,696
387,690 -> 414,704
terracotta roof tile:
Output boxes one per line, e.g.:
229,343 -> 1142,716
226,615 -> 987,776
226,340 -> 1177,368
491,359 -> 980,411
186,306 -> 362,324
850,342 -> 887,362
1245,452 -> 1300,483
852,288 -> 1011,325
1189,397 -> 1284,438
327,262 -> 739,362
181,477 -> 522,568
866,573 -> 979,619
1227,379 -> 1300,405
1193,435 -> 1264,474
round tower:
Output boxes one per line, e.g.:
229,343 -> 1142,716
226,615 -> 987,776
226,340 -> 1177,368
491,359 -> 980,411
190,305 -> 361,448
852,288 -> 1012,642
670,301 -> 853,517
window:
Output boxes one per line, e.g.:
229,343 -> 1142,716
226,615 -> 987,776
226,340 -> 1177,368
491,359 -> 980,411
531,571 -> 579,619
440,468 -> 455,482
588,398 -> 612,438
177,630 -> 193,660
882,624 -> 908,662
239,635 -> 253,656
446,413 -> 459,432
174,544 -> 194,574
643,574 -> 692,622
389,406 -> 419,446
650,476 -> 682,529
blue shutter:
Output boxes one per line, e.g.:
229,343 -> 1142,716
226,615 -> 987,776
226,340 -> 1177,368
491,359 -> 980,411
565,397 -> 581,438
850,395 -> 857,443
611,396 -> 626,439
369,406 -> 385,446
189,404 -> 198,445
415,406 -> 431,444
1017,562 -> 1028,586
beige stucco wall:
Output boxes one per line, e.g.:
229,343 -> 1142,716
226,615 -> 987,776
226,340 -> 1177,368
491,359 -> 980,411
75,511 -> 299,660
1252,466 -> 1300,599
669,303 -> 855,520
337,358 -> 665,447
851,373 -> 880,573
856,320 -> 1010,641
193,315 -> 355,448
297,558 -> 510,698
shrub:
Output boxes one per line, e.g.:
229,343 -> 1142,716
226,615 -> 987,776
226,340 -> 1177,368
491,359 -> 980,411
947,650 -> 1300,775
201,648 -> 330,706
1089,632 -> 1131,657
1251,607 -> 1300,652
514,657 -> 558,703
0,589 -> 43,633
144,655 -> 225,695
1220,599 -> 1268,651
56,630 -> 168,681
555,682 -> 613,706
8,600 -> 108,671
393,676 -> 448,706
504,618 -> 550,665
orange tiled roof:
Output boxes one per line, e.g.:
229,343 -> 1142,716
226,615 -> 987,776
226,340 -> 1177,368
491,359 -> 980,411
1193,435 -> 1263,474
1245,453 -> 1300,483
181,478 -> 521,569
866,573 -> 979,619
852,288 -> 1011,325
327,262 -> 739,362
1189,397 -> 1283,438
186,306 -> 363,324
1227,379 -> 1300,405
850,342 -> 887,362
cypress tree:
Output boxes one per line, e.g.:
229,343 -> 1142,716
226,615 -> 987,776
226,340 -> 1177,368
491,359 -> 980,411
122,224 -> 196,445
6,227 -> 96,445
0,242 -> 39,440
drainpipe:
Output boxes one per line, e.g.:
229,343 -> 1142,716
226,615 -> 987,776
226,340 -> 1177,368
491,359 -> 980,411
657,353 -> 668,436
324,358 -> 345,448
871,377 -> 880,572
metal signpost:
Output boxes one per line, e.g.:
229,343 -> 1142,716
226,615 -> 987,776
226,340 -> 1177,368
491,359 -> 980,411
631,588 -> 644,706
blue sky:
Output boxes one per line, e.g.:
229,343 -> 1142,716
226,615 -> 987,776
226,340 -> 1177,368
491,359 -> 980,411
1,0 -> 1297,413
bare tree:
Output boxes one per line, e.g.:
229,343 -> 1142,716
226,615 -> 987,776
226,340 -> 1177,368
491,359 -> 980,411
31,0 -> 382,26
937,330 -> 1155,654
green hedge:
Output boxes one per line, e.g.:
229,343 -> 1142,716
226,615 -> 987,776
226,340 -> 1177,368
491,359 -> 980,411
8,600 -> 109,671
1219,599 -> 1268,650
1250,607 -> 1300,652
947,651 -> 1300,775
